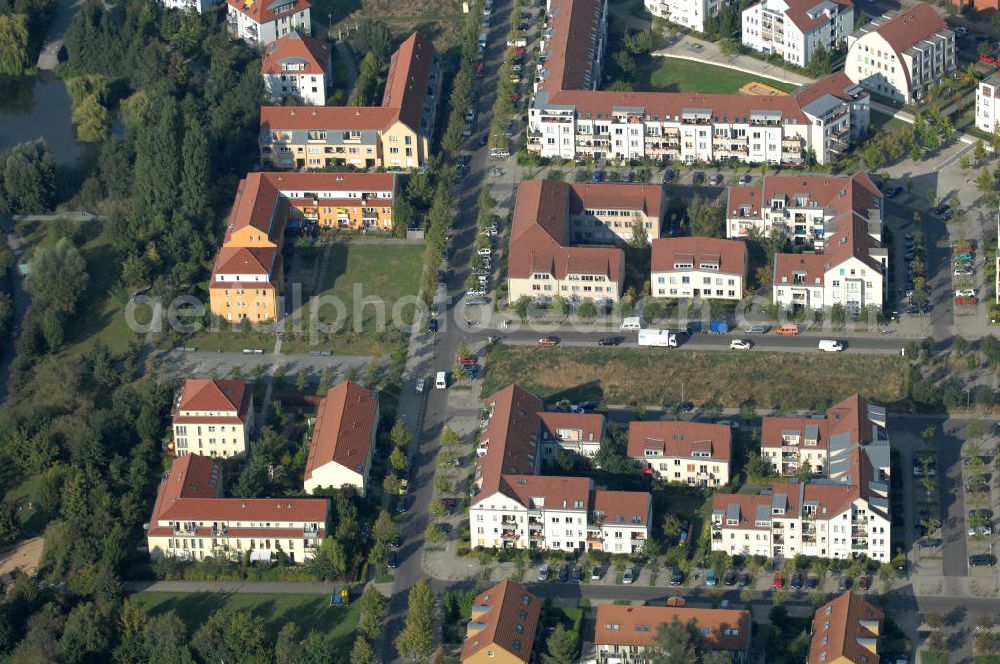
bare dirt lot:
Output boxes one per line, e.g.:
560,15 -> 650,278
0,537 -> 44,578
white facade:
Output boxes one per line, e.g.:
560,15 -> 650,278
160,0 -> 220,12
226,0 -> 311,47
643,0 -> 718,32
470,493 -> 587,552
845,8 -> 955,104
774,253 -> 886,312
741,0 -> 854,67
976,74 -> 1000,134
265,69 -> 327,106
651,267 -> 744,300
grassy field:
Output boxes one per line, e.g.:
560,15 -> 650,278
636,57 -> 799,95
870,110 -> 909,136
481,345 -> 908,409
15,218 -> 138,354
319,0 -> 467,51
132,592 -> 360,647
284,242 -> 423,355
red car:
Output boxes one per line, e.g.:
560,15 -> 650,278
456,355 -> 479,365
511,94 -> 522,103
858,575 -> 871,591
955,296 -> 978,306
981,54 -> 999,66
772,573 -> 784,589
538,336 -> 561,346
475,63 -> 485,78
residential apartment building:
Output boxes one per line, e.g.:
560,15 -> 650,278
226,0 -> 311,47
507,180 -> 625,305
742,0 -> 854,67
531,0 -> 870,166
711,446 -> 891,561
261,33 -> 441,170
261,32 -> 332,105
772,215 -> 888,313
650,236 -> 748,301
975,72 -> 1000,134
595,604 -> 752,663
725,172 -> 883,248
627,421 -> 732,487
845,5 -> 955,104
643,0 -> 719,33
171,379 -> 255,458
160,0 -> 220,13
461,581 -> 541,664
208,171 -> 398,322
538,411 -> 606,462
568,183 -> 665,245
469,385 -> 652,553
761,393 -> 889,478
147,454 -> 328,563
808,592 -> 883,664
304,381 -> 379,496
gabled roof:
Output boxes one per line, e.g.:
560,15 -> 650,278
461,581 -> 541,663
627,421 -> 732,461
472,385 -> 544,505
508,180 -> 623,282
500,475 -> 592,510
150,454 -> 327,525
260,105 -> 400,132
212,246 -> 278,277
650,237 -> 748,276
595,605 -> 751,652
177,379 -> 247,413
537,411 -> 605,443
762,415 -> 830,451
227,0 -> 311,25
381,32 -> 435,132
808,592 -> 883,664
591,490 -> 651,526
862,4 -> 947,54
305,381 -> 379,481
773,252 -> 827,287
261,32 -> 330,76
224,173 -> 287,243
711,493 -> 774,530
569,183 -> 664,218
761,0 -> 853,35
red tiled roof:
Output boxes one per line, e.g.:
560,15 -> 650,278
794,71 -> 865,108
568,183 -> 664,219
537,412 -> 605,443
591,489 -> 651,526
224,173 -> 286,242
461,581 -> 541,663
762,416 -> 830,451
627,421 -> 732,461
261,32 -> 329,76
808,592 -> 883,664
595,605 -> 751,652
149,454 -> 328,527
227,0 -> 311,25
261,171 -> 396,192
773,252 -> 827,287
537,0 -> 605,94
260,105 -> 400,131
499,474 -> 592,510
472,385 -> 544,505
711,493 -> 773,530
772,0 -> 853,35
177,379 -> 248,414
868,4 -> 947,54
381,32 -> 435,132
650,237 -> 747,276
828,393 -> 874,445
508,180 -> 623,282
305,381 -> 379,481
212,246 -> 278,276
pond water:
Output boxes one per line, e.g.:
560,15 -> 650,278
0,74 -> 84,164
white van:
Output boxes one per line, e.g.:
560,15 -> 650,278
818,339 -> 844,352
490,147 -> 509,159
435,371 -> 448,389
620,316 -> 645,331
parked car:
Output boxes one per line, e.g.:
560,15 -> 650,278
390,535 -> 402,549
670,568 -> 684,585
399,478 -> 409,495
538,564 -> 549,581
558,565 -> 569,582
970,554 -> 997,567
598,336 -> 624,346
858,575 -> 871,591
591,170 -> 604,183
738,572 -> 752,587
428,319 -> 438,333
622,566 -> 636,584
415,378 -> 425,394
723,570 -> 737,586
706,570 -> 718,587
805,575 -> 818,590
466,296 -> 489,305
730,339 -> 752,350
591,566 -> 602,581
456,354 -> 479,365
678,401 -> 694,413
955,296 -> 978,306
790,571 -> 803,590
387,552 -> 399,569
818,339 -> 844,352
570,566 -> 582,582
739,173 -> 752,185
772,573 -> 784,589
746,324 -> 770,334
885,186 -> 902,198
538,336 -> 561,346
837,576 -> 851,591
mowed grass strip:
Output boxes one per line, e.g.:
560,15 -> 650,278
638,57 -> 799,95
314,243 -> 423,327
131,592 -> 360,646
481,345 -> 907,409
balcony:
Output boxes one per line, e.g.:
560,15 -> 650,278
712,531 -> 723,541
631,532 -> 646,540
501,531 -> 518,540
851,541 -> 868,551
501,516 -> 518,526
774,534 -> 784,544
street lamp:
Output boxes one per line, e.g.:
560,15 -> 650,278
966,389 -> 971,411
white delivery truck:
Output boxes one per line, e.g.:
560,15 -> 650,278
638,329 -> 677,347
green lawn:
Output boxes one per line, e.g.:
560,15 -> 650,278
283,242 -> 423,355
131,591 -> 360,647
637,57 -> 798,95
481,344 -> 908,410
2,474 -> 46,537
871,110 -> 909,135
